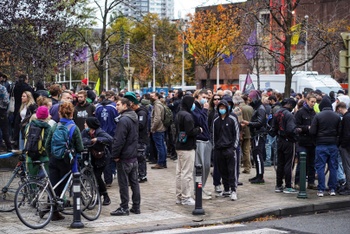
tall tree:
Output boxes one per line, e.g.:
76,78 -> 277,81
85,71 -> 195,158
240,0 -> 350,97
0,0 -> 91,80
182,5 -> 241,88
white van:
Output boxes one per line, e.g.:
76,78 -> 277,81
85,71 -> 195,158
239,71 -> 341,94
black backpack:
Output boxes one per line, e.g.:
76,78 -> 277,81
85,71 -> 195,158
24,124 -> 45,160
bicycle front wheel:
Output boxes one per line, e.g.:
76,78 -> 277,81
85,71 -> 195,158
81,175 -> 101,221
0,168 -> 21,212
15,181 -> 53,229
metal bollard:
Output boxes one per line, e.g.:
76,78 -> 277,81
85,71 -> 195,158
70,172 -> 84,228
192,164 -> 205,215
297,152 -> 308,199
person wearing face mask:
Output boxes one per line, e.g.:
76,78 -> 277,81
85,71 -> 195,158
191,89 -> 212,199
213,100 -> 240,200
175,95 -> 202,206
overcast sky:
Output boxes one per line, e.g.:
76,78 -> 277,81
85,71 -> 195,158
174,0 -> 246,19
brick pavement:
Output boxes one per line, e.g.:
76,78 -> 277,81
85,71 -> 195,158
0,159 -> 349,234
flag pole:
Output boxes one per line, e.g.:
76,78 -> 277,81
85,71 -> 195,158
216,60 -> 219,91
127,38 -> 131,91
152,34 -> 156,92
106,41 -> 109,91
69,53 -> 72,89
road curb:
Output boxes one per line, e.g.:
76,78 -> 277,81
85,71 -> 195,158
104,200 -> 350,234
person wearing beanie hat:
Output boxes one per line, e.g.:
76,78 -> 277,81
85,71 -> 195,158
23,106 -> 52,195
318,95 -> 332,112
310,95 -> 341,197
125,91 -> 149,183
241,89 -> 267,184
85,116 -> 101,129
124,92 -> 139,105
36,106 -> 49,120
81,78 -> 88,86
175,95 -> 202,205
81,117 -> 113,206
80,78 -> 96,103
270,98 -> 301,193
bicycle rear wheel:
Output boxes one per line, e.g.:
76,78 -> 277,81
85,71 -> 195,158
15,181 -> 53,229
0,168 -> 21,212
81,175 -> 101,221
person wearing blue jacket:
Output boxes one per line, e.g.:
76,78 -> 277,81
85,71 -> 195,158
95,94 -> 119,186
191,89 -> 212,199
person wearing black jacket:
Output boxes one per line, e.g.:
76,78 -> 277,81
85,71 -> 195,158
110,98 -> 140,216
310,96 -> 341,197
175,95 -> 202,206
336,102 -> 350,195
213,100 -> 240,201
294,94 -> 317,189
81,117 -> 113,206
271,98 -> 300,193
124,92 -> 149,183
241,90 -> 267,184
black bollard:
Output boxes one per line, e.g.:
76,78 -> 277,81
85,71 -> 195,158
70,172 -> 84,228
297,152 -> 308,199
192,164 -> 205,215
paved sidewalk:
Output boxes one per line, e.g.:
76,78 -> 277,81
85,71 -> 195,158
1,159 -> 349,234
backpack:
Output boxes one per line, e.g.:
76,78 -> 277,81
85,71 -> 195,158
161,103 -> 173,128
50,121 -> 76,159
24,124 -> 45,160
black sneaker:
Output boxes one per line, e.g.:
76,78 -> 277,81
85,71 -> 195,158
103,195 -> 111,206
110,207 -> 129,216
130,207 -> 141,214
248,176 -> 257,182
250,178 -> 265,184
139,177 -> 148,183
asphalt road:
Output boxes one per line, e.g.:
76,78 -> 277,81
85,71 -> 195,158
143,208 -> 350,234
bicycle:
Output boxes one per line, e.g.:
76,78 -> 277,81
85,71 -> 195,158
79,149 -> 102,221
0,152 -> 28,212
14,156 -> 99,229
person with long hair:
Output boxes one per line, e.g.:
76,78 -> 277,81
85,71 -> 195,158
15,91 -> 36,150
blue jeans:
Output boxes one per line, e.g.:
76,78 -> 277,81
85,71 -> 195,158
265,135 -> 277,164
315,145 -> 338,191
152,131 -> 167,167
337,152 -> 345,182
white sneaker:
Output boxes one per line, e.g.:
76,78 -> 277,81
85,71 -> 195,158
215,185 -> 222,193
230,191 -> 237,201
203,189 -> 212,196
181,197 -> 195,206
202,192 -> 212,200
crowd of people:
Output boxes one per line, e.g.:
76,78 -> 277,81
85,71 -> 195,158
1,71 -> 350,219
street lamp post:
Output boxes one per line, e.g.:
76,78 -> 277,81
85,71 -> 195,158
304,15 -> 309,72
152,34 -> 156,92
